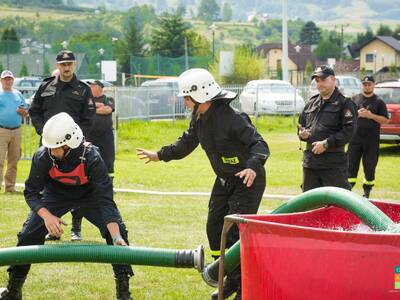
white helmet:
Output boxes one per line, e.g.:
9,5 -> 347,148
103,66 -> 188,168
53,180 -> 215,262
42,112 -> 83,149
177,68 -> 222,103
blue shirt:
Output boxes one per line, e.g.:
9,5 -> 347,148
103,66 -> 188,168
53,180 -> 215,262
0,89 -> 27,128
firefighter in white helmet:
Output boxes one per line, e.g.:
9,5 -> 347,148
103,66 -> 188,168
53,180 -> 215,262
137,68 -> 270,300
0,113 -> 133,300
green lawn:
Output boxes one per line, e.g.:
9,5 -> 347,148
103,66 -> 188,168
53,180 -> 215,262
1,116 -> 400,299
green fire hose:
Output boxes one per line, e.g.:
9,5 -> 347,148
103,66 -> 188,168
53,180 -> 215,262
202,186 -> 400,287
0,244 -> 204,272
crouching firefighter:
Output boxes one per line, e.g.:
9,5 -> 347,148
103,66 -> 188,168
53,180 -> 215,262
137,68 -> 270,300
0,112 -> 133,300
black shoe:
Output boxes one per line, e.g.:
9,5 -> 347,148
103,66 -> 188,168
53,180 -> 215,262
0,274 -> 26,300
232,285 -> 241,300
71,231 -> 82,242
211,276 -> 239,300
45,233 -> 60,241
115,274 -> 132,300
362,184 -> 372,198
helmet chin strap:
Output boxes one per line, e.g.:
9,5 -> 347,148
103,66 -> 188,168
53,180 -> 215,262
190,97 -> 201,116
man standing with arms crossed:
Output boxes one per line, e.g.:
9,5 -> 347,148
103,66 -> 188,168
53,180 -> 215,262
86,80 -> 115,182
29,50 -> 95,241
298,65 -> 357,191
347,75 -> 389,198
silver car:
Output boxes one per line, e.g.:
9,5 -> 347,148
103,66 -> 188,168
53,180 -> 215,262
239,80 -> 305,115
307,75 -> 362,99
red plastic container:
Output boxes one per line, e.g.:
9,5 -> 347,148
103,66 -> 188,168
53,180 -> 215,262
239,200 -> 400,300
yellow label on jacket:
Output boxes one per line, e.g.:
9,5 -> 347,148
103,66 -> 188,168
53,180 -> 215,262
221,156 -> 239,164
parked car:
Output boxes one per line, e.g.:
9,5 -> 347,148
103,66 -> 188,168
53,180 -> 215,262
134,78 -> 186,117
307,75 -> 362,99
239,80 -> 305,115
81,79 -> 114,87
374,80 -> 400,143
13,76 -> 42,98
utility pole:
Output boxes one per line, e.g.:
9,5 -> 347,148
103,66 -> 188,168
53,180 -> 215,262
184,36 -> 189,70
338,24 -> 349,61
282,0 -> 289,82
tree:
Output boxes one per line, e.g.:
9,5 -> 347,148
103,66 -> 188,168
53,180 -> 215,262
43,58 -> 51,77
176,0 -> 186,17
376,24 -> 392,36
150,13 -> 189,57
304,61 -> 313,83
185,30 -> 211,56
221,2 -> 232,22
389,64 -> 398,78
197,0 -> 219,22
19,61 -> 29,77
299,21 -> 321,45
392,25 -> 400,39
211,44 -> 266,84
118,11 -> 145,73
0,27 -> 21,54
314,38 -> 341,61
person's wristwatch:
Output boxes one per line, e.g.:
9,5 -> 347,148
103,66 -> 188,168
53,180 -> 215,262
322,139 -> 329,149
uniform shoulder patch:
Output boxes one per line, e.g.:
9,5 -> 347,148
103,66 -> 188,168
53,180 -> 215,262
344,109 -> 353,118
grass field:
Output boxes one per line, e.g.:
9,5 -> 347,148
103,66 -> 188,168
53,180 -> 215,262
1,116 -> 399,299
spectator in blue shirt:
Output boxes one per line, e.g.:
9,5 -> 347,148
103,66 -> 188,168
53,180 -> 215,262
0,70 -> 28,192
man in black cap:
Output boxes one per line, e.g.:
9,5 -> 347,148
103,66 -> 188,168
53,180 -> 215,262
65,81 -> 117,242
86,80 -> 115,180
298,65 -> 357,191
29,49 -> 95,241
347,75 -> 389,198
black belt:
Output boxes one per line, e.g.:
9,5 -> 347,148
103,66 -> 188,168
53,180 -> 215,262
0,125 -> 20,130
306,144 -> 345,153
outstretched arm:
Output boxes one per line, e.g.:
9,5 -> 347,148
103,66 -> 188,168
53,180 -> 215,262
136,148 -> 160,163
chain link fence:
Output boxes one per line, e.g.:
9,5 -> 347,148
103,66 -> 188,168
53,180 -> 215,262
17,83 -> 308,159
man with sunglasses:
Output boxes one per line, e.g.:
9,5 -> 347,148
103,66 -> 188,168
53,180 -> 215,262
29,50 -> 95,241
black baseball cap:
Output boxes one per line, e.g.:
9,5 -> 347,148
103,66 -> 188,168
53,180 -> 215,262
311,65 -> 335,79
56,50 -> 76,64
88,80 -> 104,88
361,75 -> 375,83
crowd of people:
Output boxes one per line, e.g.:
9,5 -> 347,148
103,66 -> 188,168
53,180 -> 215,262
0,49 -> 390,299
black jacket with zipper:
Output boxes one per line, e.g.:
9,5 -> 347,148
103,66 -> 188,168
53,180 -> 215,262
29,74 -> 95,136
157,97 -> 269,179
24,142 -> 119,224
298,87 -> 357,168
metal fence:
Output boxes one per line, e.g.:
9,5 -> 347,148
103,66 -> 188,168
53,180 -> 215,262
17,84 -> 307,159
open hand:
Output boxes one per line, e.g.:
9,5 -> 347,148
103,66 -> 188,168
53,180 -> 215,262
235,168 -> 256,187
136,148 -> 160,163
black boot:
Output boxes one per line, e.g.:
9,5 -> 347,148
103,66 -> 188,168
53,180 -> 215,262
211,269 -> 240,300
115,274 -> 132,300
71,213 -> 82,242
232,284 -> 241,300
362,184 -> 373,199
0,274 -> 26,300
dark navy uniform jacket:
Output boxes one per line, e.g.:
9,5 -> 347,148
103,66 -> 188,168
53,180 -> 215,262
157,97 -> 269,179
298,87 -> 357,168
29,74 -> 95,136
24,143 -> 119,224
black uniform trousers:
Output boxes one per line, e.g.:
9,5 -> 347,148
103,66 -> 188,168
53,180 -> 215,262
348,134 -> 380,185
302,167 -> 351,192
87,129 -> 115,175
206,170 -> 266,257
8,194 -> 133,278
